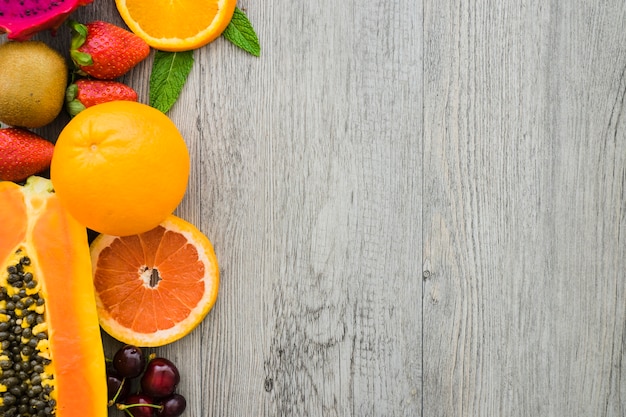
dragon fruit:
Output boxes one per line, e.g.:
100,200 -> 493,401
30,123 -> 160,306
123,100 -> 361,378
0,0 -> 94,41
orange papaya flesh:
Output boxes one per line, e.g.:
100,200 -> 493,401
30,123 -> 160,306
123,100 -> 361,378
0,176 -> 107,417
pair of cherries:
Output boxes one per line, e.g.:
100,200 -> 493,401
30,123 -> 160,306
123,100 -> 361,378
107,345 -> 186,417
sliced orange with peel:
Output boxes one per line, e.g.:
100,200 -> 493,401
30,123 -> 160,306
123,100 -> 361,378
90,214 -> 219,347
115,0 -> 237,51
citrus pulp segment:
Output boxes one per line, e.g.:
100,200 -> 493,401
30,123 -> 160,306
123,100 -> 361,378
115,0 -> 237,51
90,215 -> 219,347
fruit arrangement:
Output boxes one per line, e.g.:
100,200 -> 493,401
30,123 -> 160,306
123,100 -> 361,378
0,1 -> 261,416
108,345 -> 187,417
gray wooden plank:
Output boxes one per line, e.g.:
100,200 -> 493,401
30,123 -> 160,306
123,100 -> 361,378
423,1 -> 626,416
200,0 -> 423,415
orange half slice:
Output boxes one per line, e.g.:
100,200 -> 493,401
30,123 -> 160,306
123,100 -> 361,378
90,214 -> 219,346
115,0 -> 237,51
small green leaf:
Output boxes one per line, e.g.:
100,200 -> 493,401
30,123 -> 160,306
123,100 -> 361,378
223,7 -> 261,57
149,50 -> 195,114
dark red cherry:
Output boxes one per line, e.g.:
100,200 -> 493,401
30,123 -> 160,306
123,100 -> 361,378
157,393 -> 187,417
119,393 -> 157,417
140,357 -> 180,398
107,373 -> 130,404
113,345 -> 146,378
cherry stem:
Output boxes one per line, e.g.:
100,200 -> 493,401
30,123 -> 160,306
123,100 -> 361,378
117,403 -> 163,411
107,377 -> 127,407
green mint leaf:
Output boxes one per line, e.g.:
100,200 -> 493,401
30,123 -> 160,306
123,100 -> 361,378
149,50 -> 195,114
223,7 -> 261,57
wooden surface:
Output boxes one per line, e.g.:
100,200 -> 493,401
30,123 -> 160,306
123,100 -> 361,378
19,0 -> 626,415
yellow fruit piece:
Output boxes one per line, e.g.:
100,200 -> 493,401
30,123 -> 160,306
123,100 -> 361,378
90,214 -> 220,347
50,101 -> 190,237
115,0 -> 237,51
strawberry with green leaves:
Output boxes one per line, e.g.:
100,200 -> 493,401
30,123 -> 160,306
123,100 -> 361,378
0,128 -> 54,182
69,20 -> 150,80
66,79 -> 138,117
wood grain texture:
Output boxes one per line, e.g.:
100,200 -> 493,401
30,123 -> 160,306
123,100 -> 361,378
4,0 -> 626,415
423,1 -> 626,416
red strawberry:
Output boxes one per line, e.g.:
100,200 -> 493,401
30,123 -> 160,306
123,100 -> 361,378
0,128 -> 55,182
69,20 -> 150,80
66,79 -> 138,116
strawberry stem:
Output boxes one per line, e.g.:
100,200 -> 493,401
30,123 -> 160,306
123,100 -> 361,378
68,19 -> 94,68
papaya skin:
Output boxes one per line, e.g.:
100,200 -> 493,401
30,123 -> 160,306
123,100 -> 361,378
0,177 -> 107,417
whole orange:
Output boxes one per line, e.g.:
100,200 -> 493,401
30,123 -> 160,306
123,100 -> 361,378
50,101 -> 190,236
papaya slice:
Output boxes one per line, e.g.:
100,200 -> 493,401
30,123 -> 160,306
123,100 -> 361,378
0,176 -> 106,417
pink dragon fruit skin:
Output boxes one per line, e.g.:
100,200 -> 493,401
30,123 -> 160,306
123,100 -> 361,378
0,0 -> 94,41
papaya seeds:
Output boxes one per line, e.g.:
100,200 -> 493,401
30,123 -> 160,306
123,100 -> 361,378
0,41 -> 68,128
